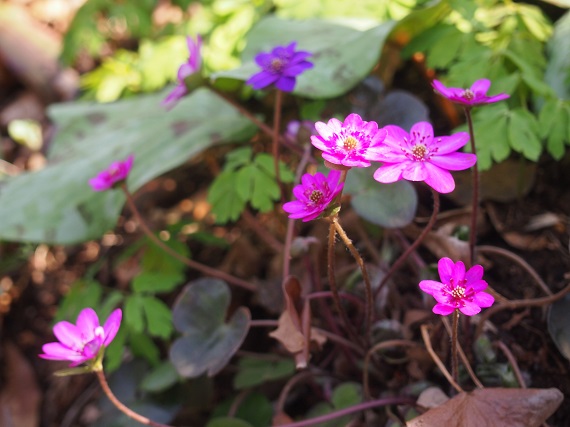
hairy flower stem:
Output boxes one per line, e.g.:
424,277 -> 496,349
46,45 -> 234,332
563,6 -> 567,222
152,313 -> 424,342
464,107 -> 478,267
96,370 -> 173,427
120,184 -> 256,292
327,220 -> 364,347
273,89 -> 284,200
374,188 -> 440,299
451,309 -> 460,384
333,218 -> 373,340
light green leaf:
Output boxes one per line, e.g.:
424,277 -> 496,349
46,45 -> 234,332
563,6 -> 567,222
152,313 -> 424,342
132,272 -> 185,294
251,169 -> 280,212
125,294 -> 145,333
213,15 -> 395,99
0,88 -> 254,243
508,108 -> 542,161
142,296 -> 173,339
236,164 -> 256,201
208,170 -> 247,223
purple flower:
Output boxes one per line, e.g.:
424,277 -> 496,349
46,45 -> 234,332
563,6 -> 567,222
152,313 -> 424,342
283,170 -> 344,222
367,122 -> 475,194
246,42 -> 313,92
39,308 -> 122,367
88,155 -> 134,191
432,79 -> 509,107
419,258 -> 494,316
311,113 -> 387,168
285,119 -> 316,142
162,35 -> 202,109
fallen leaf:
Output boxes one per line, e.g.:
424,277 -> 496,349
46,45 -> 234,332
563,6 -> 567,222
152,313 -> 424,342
407,387 -> 563,427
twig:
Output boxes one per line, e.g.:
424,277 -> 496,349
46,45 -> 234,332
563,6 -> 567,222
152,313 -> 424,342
494,340 -> 526,389
420,324 -> 463,393
276,371 -> 315,415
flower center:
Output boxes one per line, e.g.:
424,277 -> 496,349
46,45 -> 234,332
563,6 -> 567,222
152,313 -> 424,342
451,287 -> 466,299
309,190 -> 324,204
411,143 -> 428,161
270,58 -> 284,72
343,136 -> 358,151
461,89 -> 474,100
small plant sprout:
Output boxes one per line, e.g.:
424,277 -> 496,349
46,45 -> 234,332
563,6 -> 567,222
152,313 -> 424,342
88,155 -> 134,192
246,41 -> 313,92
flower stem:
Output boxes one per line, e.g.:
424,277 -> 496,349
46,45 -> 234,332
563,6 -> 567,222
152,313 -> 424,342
464,107 -> 478,267
273,89 -> 284,200
120,184 -> 256,292
327,220 -> 363,346
96,370 -> 173,427
275,396 -> 416,427
332,218 -> 373,340
374,187 -> 440,299
451,309 -> 460,384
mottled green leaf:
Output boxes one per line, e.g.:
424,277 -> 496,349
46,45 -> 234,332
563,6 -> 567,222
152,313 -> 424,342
0,88 -> 254,243
170,278 -> 251,378
344,167 -> 417,228
213,15 -> 395,99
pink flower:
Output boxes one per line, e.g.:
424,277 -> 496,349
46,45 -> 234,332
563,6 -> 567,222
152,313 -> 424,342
39,308 -> 122,367
88,155 -> 134,191
162,35 -> 202,109
419,258 -> 494,316
283,170 -> 344,222
367,122 -> 475,194
432,79 -> 509,107
311,113 -> 386,168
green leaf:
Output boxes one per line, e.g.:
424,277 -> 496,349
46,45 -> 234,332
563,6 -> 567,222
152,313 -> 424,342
331,382 -> 362,409
142,296 -> 173,339
251,169 -> 280,212
540,101 -> 569,159
125,294 -> 145,333
104,325 -> 127,373
55,280 -> 102,322
214,16 -> 395,99
170,278 -> 251,378
132,272 -> 185,294
0,88 -> 255,244
99,290 -> 125,321
236,164 -> 256,201
545,10 -> 570,100
508,108 -> 543,161
233,357 -> 295,389
225,147 -> 253,171
141,236 -> 190,276
129,331 -> 160,366
212,392 -> 272,427
344,167 -> 417,228
548,294 -> 570,361
254,153 -> 295,182
208,170 -> 247,223
140,361 -> 180,393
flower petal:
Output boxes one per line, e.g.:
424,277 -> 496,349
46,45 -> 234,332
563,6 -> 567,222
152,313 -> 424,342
429,152 -> 477,171
469,279 -> 488,293
39,342 -> 82,361
432,79 -> 455,98
373,163 -> 408,184
473,291 -> 494,308
402,162 -> 428,182
433,304 -> 455,316
77,308 -> 100,337
275,76 -> 296,92
103,309 -> 122,346
465,264 -> 484,283
437,257 -> 455,283
247,71 -> 278,90
484,93 -> 510,103
419,280 -> 444,296
435,132 -> 470,154
53,321 -> 82,349
409,122 -> 434,143
451,261 -> 466,284
471,79 -> 491,95
459,301 -> 481,316
422,162 -> 455,193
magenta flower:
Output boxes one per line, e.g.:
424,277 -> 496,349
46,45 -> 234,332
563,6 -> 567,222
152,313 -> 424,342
311,113 -> 387,168
432,79 -> 509,107
162,35 -> 202,109
246,42 -> 313,92
88,155 -> 134,191
283,170 -> 344,222
367,122 -> 475,194
39,308 -> 122,367
419,258 -> 494,316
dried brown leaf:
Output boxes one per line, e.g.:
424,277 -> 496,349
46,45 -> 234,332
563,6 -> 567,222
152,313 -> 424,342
407,387 -> 563,427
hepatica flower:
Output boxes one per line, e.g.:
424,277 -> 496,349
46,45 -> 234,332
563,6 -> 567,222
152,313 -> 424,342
89,155 -> 134,191
39,308 -> 122,368
247,42 -> 313,92
162,35 -> 202,109
283,170 -> 344,222
311,113 -> 387,168
367,122 -> 475,194
432,79 -> 509,107
419,258 -> 494,316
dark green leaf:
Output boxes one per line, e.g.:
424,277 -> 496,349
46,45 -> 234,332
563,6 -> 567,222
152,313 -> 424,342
132,272 -> 185,294
508,108 -> 542,161
141,361 -> 180,392
548,294 -> 570,361
142,296 -> 173,339
55,280 -> 102,322
129,331 -> 160,366
233,357 -> 295,389
170,278 -> 251,378
207,418 -> 254,427
545,10 -> 570,99
125,294 -> 145,333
